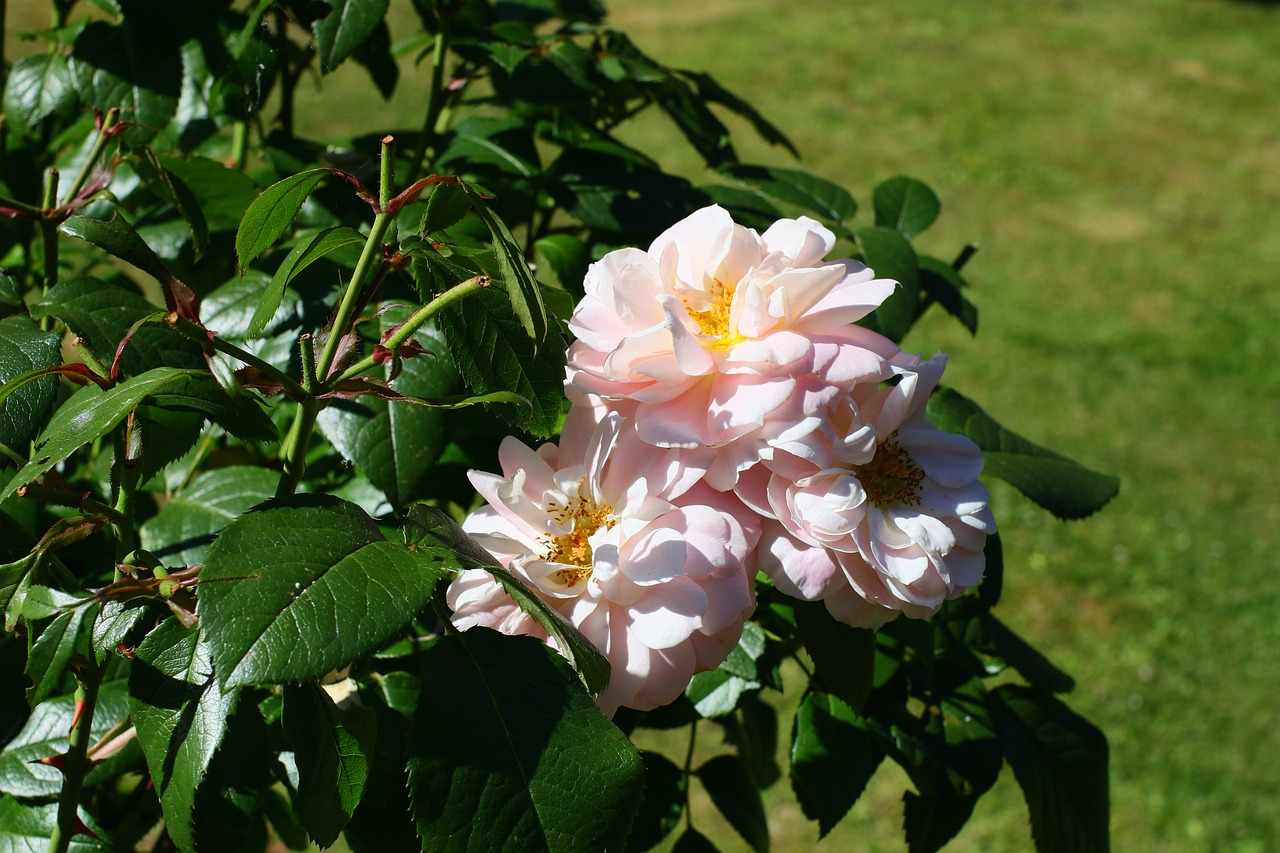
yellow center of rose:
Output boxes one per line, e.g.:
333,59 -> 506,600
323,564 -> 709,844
684,278 -> 744,349
852,438 -> 924,507
541,491 -> 616,585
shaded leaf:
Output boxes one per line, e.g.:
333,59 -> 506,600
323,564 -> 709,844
719,164 -> 857,224
254,227 -> 367,338
794,600 -> 876,713
991,685 -> 1109,853
627,752 -> 686,853
407,630 -> 643,852
24,603 -> 96,705
856,226 -> 919,343
314,0 -> 390,74
926,388 -> 1120,520
0,317 -> 60,464
69,19 -> 181,144
139,466 -> 278,567
129,617 -> 238,853
283,681 -> 376,847
919,256 -> 978,335
698,755 -> 769,853
59,215 -> 197,318
3,53 -> 76,132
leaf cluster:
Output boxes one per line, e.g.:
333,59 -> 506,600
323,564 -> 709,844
0,1 -> 1115,851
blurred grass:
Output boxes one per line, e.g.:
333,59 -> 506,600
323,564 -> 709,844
9,0 -> 1280,849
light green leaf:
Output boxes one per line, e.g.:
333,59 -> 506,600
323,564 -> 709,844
251,226 -> 366,337
129,617 -> 239,853
0,796 -> 110,852
235,169 -> 331,271
283,681 -> 376,847
199,496 -> 446,687
1,367 -> 201,502
873,175 -> 941,240
407,630 -> 643,852
24,603 -> 96,705
926,388 -> 1120,520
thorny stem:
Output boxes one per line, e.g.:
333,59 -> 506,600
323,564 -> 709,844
683,719 -> 699,829
39,169 -> 60,331
329,276 -> 488,386
275,397 -> 321,499
63,108 -> 121,207
314,137 -> 396,381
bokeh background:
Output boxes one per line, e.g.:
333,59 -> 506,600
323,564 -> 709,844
8,0 -> 1279,849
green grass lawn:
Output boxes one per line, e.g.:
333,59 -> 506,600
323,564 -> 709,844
9,0 -> 1278,849
602,1 -> 1280,849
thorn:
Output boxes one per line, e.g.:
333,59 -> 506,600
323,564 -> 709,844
33,753 -> 68,773
68,698 -> 87,736
71,817 -> 103,841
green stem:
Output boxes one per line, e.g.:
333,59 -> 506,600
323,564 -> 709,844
230,121 -> 248,171
683,719 -> 698,829
39,169 -> 60,331
413,26 -> 449,176
314,137 -> 396,381
46,663 -> 105,853
168,316 -> 308,398
0,193 -> 41,219
275,397 -> 321,498
328,276 -> 487,386
62,108 -> 121,207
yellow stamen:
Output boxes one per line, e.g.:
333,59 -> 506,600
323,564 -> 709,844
852,438 -> 924,507
540,490 -> 616,585
683,278 -> 744,349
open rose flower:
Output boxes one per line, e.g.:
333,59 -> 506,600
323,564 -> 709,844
739,353 -> 996,623
446,411 -> 760,715
566,205 -> 899,489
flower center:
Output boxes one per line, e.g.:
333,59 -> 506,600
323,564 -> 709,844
541,492 -> 616,585
683,278 -> 744,349
852,438 -> 924,507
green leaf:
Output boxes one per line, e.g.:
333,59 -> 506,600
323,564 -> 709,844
235,169 -> 331,271
420,183 -> 471,235
873,176 -> 941,240
793,601 -> 875,712
31,275 -> 204,374
671,828 -> 721,853
468,195 -> 548,347
697,755 -> 769,853
191,698 -> 275,852
919,256 -> 978,335
0,317 -> 60,464
252,226 -> 366,337
160,156 -> 261,232
535,233 -> 590,295
627,752 -> 686,853
69,19 -> 180,145
719,164 -> 857,225
680,70 -> 799,158
437,117 -> 541,180
991,685 -> 1110,853
1,367 -> 202,503
199,495 -> 445,687
316,315 -> 460,506
685,621 -> 766,718
352,19 -> 399,98
283,681 -> 376,847
59,215 -> 193,313
139,466 -> 278,567
790,691 -> 882,837
0,796 -> 110,852
147,373 -> 276,442
3,53 -> 76,132
0,680 -> 128,799
343,673 -> 421,853
440,286 -> 565,437
24,603 -> 96,705
856,226 -> 919,343
406,630 -> 643,852
313,0 -> 390,74
129,617 -> 238,853
926,388 -> 1120,520
961,613 -> 1075,694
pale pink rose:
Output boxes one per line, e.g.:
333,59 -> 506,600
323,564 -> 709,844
566,205 -> 899,487
445,411 -> 760,715
742,353 -> 995,623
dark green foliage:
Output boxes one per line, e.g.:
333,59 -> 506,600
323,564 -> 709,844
0,1 -> 1112,851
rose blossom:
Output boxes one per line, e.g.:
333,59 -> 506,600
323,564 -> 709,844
566,204 -> 900,489
446,410 -> 760,715
738,353 -> 996,623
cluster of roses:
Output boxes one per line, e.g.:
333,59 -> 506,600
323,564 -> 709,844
446,206 -> 995,715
